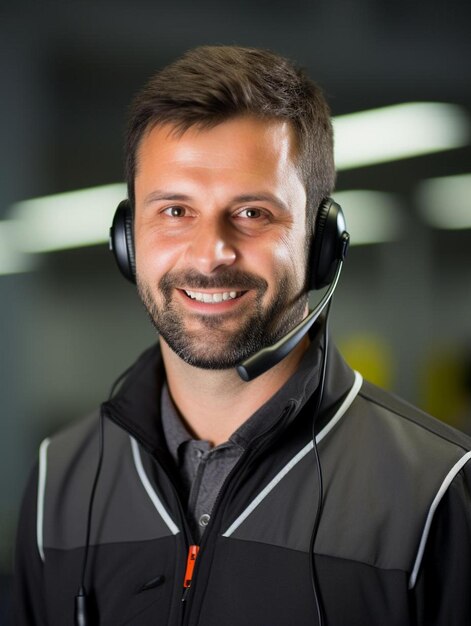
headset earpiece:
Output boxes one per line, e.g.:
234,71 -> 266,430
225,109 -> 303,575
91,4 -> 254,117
309,198 -> 349,290
109,199 -> 136,283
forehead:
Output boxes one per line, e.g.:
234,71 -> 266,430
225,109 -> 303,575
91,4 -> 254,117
135,116 -> 300,179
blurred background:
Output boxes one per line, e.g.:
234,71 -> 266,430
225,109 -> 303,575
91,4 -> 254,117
1,0 -> 470,620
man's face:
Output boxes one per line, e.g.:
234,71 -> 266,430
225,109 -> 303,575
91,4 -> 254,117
134,116 -> 309,369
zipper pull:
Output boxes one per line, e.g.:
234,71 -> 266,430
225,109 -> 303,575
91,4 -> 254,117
182,545 -> 200,601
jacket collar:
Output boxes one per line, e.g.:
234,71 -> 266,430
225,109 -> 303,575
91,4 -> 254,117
103,326 -> 355,458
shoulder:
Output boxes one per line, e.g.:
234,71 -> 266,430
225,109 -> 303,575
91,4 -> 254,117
325,374 -> 471,476
41,410 -> 134,506
357,378 -> 471,458
38,410 -> 158,560
43,410 -> 100,454
317,375 -> 471,586
356,378 -> 471,585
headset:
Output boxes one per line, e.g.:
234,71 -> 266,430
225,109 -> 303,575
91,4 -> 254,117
109,196 -> 349,381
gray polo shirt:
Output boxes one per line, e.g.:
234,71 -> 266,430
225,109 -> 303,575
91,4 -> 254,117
161,384 -> 244,540
160,338 -> 323,542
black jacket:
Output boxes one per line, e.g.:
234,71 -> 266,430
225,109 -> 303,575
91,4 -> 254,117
14,340 -> 471,625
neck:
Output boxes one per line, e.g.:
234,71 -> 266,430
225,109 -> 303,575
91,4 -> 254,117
160,336 -> 310,447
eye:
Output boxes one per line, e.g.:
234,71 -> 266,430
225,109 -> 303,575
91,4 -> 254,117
163,206 -> 187,217
237,207 -> 265,219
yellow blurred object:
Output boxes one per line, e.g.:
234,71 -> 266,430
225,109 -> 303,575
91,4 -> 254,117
419,347 -> 470,429
339,334 -> 394,390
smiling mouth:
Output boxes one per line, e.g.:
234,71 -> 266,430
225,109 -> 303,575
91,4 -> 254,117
182,289 -> 245,303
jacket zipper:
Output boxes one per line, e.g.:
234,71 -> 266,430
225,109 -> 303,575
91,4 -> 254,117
181,545 -> 200,602
157,461 -> 200,626
150,457 -> 199,623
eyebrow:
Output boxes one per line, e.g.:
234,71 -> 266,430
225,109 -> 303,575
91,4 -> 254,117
232,194 -> 289,213
143,191 -> 191,206
143,190 -> 289,213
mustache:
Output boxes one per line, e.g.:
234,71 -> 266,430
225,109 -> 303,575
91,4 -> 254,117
159,269 -> 268,293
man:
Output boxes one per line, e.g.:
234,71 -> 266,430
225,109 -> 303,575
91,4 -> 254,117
14,46 -> 471,625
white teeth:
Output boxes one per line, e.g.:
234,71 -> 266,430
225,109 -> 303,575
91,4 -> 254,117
184,290 -> 240,303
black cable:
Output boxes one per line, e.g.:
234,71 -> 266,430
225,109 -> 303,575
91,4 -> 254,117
308,300 -> 332,626
74,365 -> 134,626
81,411 -> 104,590
75,409 -> 104,626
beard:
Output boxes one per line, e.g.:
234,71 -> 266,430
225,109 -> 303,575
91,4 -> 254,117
137,268 -> 307,370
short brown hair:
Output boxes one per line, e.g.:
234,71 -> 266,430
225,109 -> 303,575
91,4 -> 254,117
125,45 -> 335,229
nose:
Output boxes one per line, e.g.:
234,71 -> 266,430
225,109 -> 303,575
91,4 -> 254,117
186,218 -> 237,274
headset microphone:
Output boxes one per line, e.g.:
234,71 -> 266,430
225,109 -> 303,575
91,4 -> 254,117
236,243 -> 348,382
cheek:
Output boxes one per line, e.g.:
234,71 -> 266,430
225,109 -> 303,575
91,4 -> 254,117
260,234 -> 308,293
135,232 -> 183,284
